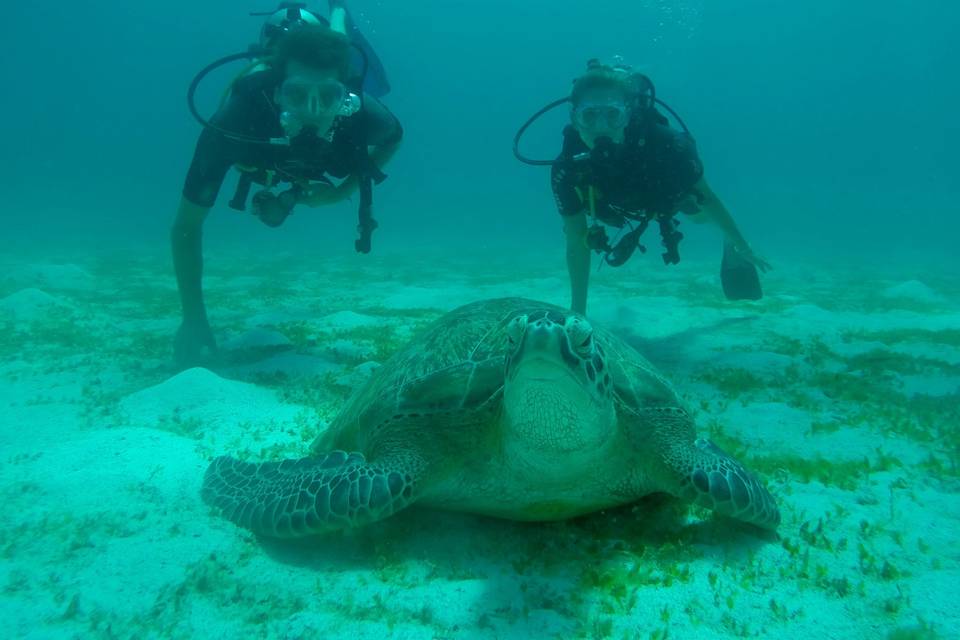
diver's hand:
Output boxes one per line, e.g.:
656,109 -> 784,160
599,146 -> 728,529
174,319 -> 217,369
734,243 -> 772,273
300,182 -> 349,207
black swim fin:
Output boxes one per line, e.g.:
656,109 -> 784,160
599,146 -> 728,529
332,0 -> 391,97
721,241 -> 763,300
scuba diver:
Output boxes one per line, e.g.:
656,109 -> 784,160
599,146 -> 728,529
514,59 -> 769,315
173,1 -> 402,367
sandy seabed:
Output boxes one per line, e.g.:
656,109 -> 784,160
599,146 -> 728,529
0,247 -> 957,640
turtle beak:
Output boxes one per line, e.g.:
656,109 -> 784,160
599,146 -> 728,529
525,325 -> 554,350
524,317 -> 562,350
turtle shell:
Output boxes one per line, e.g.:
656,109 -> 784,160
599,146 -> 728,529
311,298 -> 681,455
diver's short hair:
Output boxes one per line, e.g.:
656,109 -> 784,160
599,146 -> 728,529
273,25 -> 352,79
571,65 -> 634,105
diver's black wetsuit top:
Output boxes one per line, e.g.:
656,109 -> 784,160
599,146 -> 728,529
183,71 -> 403,208
550,119 -> 703,224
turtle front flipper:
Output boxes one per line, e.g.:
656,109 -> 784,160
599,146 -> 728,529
675,438 -> 780,530
201,451 -> 417,538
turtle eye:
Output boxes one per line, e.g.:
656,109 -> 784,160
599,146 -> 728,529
507,315 -> 528,346
576,332 -> 594,355
565,316 -> 595,356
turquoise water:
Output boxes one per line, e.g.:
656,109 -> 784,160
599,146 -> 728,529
0,1 -> 957,639
1,1 -> 955,259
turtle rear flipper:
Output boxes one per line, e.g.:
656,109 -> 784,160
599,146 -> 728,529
678,438 -> 780,530
202,451 -> 417,538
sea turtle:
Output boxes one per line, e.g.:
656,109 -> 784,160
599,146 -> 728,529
202,298 -> 780,537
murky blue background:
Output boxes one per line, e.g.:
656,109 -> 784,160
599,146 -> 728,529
1,1 -> 954,266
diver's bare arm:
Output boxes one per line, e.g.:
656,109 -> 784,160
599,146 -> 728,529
302,140 -> 402,207
685,178 -> 749,246
687,178 -> 770,271
335,139 -> 401,198
564,212 -> 591,315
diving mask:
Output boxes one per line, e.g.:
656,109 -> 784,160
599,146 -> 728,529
277,77 -> 361,135
572,100 -> 630,131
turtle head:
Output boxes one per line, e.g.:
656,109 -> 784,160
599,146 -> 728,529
502,310 -> 616,468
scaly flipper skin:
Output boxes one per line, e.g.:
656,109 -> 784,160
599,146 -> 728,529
626,406 -> 780,530
678,439 -> 780,530
202,298 -> 782,539
202,451 -> 416,537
